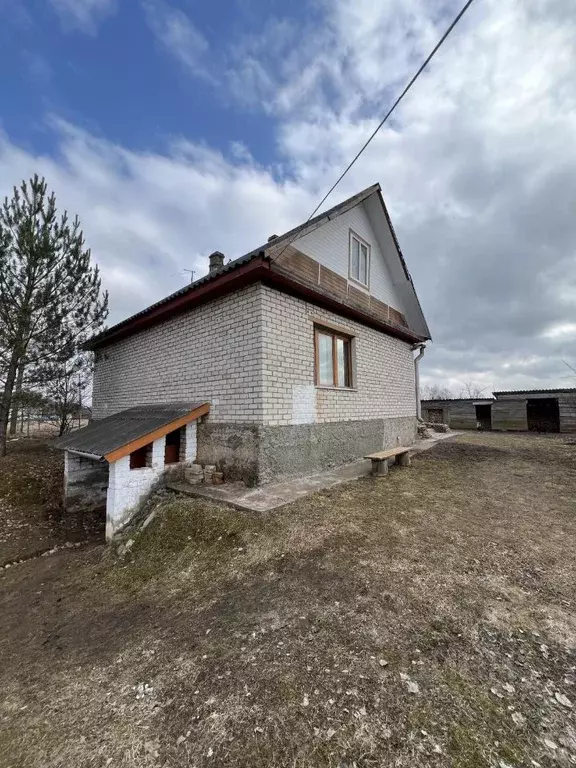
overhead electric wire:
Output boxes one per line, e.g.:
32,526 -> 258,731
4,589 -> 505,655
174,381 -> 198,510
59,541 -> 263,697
271,0 -> 477,263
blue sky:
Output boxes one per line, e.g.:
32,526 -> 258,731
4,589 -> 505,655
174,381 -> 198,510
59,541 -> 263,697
0,0 -> 286,161
1,0 -> 576,392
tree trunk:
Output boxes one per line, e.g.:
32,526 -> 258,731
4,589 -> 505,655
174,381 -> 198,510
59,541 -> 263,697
58,412 -> 68,437
0,348 -> 21,456
9,362 -> 25,436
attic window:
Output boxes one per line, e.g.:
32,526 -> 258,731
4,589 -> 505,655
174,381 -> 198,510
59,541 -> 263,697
349,230 -> 370,288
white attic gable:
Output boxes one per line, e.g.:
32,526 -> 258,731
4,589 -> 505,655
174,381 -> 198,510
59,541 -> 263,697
363,192 -> 430,339
291,189 -> 430,339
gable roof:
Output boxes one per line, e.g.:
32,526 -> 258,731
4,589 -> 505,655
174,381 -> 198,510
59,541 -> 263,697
87,184 -> 429,349
53,402 -> 209,462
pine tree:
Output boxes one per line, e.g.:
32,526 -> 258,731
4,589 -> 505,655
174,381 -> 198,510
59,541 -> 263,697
0,175 -> 108,455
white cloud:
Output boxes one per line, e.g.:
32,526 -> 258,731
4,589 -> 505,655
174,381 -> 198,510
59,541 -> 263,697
3,0 -> 576,391
0,119 -> 313,326
541,324 -> 576,340
142,1 -> 211,80
49,0 -> 116,33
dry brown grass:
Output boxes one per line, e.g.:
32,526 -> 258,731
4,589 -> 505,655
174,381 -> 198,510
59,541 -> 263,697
1,432 -> 575,767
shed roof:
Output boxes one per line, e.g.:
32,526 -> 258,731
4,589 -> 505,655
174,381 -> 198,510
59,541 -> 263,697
493,388 -> 576,396
53,402 -> 209,462
421,398 -> 494,404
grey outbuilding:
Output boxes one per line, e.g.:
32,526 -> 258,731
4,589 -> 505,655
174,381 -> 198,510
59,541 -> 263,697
422,388 -> 576,433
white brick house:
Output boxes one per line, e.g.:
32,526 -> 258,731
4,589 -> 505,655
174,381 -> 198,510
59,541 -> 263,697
55,184 -> 430,538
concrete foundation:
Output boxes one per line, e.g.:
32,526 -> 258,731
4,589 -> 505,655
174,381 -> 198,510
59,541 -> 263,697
258,416 -> 416,484
197,422 -> 260,485
197,416 -> 416,486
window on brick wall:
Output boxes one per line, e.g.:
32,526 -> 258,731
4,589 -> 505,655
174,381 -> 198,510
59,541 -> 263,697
349,230 -> 370,287
130,443 -> 152,469
314,325 -> 353,388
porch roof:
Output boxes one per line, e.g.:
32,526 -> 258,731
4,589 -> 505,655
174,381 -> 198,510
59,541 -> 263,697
53,402 -> 209,462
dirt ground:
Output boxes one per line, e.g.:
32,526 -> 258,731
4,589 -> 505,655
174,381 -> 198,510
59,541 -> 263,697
1,432 -> 575,767
0,440 -> 104,565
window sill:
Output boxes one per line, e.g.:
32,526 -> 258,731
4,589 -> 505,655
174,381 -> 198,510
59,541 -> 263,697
315,385 -> 357,392
348,276 -> 370,292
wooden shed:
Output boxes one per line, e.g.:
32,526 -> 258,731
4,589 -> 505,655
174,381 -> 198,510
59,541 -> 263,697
421,399 -> 494,430
422,388 -> 576,433
492,389 -> 576,433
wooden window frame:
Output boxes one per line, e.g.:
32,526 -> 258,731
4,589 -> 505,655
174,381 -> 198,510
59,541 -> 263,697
314,325 -> 354,389
348,230 -> 371,289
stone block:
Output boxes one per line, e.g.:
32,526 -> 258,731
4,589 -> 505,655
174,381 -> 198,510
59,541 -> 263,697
203,464 -> 216,483
212,472 -> 224,485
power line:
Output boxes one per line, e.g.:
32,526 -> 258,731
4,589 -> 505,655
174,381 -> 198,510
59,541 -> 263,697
272,0 -> 477,263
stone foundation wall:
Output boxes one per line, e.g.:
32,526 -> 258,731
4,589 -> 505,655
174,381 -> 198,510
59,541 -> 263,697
64,452 -> 108,513
196,422 -> 260,485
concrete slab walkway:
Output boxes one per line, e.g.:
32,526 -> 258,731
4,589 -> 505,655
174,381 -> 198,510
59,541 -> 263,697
167,431 -> 459,513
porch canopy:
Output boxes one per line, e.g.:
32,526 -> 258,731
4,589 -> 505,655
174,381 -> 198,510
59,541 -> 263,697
53,402 -> 209,462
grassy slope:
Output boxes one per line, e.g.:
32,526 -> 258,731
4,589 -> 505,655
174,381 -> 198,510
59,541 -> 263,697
1,433 -> 575,767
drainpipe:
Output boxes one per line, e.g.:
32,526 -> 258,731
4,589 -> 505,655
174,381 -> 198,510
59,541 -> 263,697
412,343 -> 426,421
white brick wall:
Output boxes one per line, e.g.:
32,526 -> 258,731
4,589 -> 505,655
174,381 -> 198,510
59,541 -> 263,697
293,201 -> 406,313
105,435 -> 166,539
93,283 -> 415,434
184,421 -> 197,461
92,285 -> 264,422
260,285 -> 415,427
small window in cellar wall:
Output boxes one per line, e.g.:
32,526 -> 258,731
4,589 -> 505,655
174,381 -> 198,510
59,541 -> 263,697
130,443 -> 152,469
164,429 -> 181,464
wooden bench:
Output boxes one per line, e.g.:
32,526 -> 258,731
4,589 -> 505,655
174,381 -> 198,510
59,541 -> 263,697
364,446 -> 411,476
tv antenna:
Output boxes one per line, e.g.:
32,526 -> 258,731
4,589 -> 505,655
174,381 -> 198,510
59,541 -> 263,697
182,269 -> 195,283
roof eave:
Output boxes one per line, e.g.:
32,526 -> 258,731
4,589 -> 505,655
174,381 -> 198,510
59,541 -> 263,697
86,183 -> 384,350
88,257 -> 425,351
86,255 -> 270,350
103,402 -> 210,462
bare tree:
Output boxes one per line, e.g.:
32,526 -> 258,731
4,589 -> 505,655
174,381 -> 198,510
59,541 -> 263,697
422,384 -> 454,400
40,353 -> 92,436
459,381 -> 487,398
